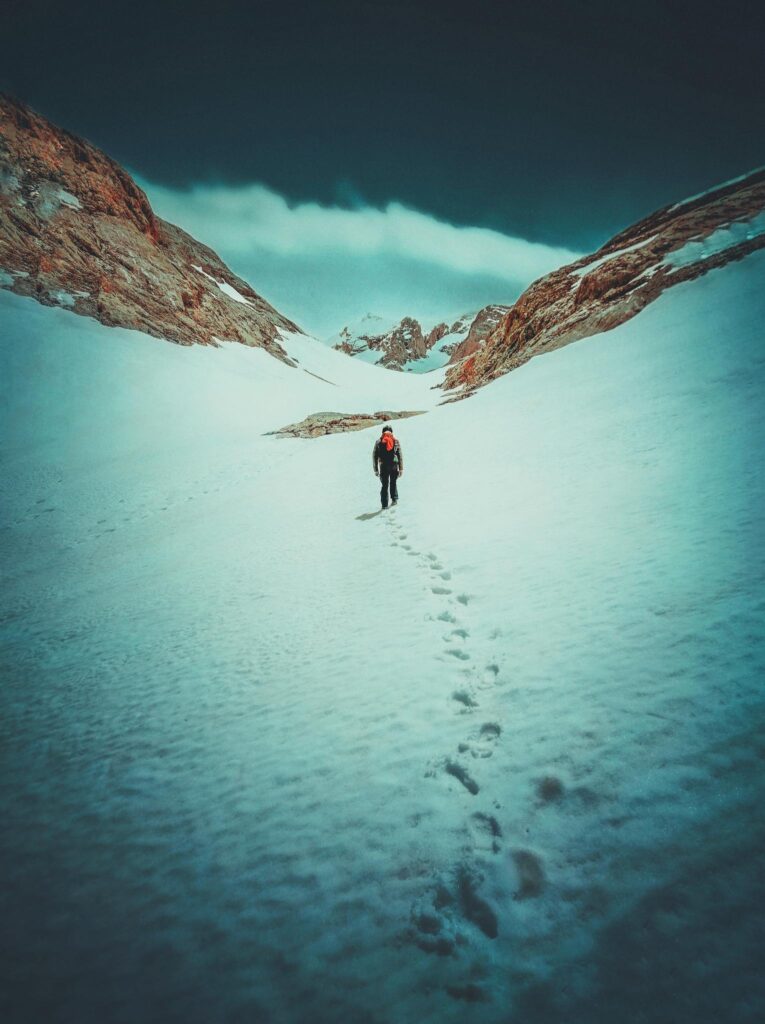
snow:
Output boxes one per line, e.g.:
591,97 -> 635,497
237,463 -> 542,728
192,263 -> 253,305
1,250 -> 764,1023
402,325 -> 471,373
0,267 -> 29,286
665,211 -> 765,269
58,188 -> 81,209
572,234 -> 657,277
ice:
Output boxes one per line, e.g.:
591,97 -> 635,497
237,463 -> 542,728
1,250 -> 764,1022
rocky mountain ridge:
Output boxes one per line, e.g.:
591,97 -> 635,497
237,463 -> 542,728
443,168 -> 765,394
0,95 -> 300,360
331,306 -> 510,372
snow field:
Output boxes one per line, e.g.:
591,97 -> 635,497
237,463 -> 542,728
1,250 -> 764,1022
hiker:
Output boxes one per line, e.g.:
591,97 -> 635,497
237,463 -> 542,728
373,425 -> 404,509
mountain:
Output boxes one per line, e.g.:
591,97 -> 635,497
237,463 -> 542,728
444,168 -> 765,393
330,306 -> 510,373
0,94 -> 300,359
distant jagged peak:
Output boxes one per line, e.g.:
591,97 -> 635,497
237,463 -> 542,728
0,93 -> 301,360
329,304 -> 512,374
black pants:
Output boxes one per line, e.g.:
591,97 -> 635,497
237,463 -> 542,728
380,466 -> 399,508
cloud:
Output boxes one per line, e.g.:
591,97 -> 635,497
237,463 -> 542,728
140,178 -> 582,337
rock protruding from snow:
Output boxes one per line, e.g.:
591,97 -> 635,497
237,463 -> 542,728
0,94 -> 300,358
268,409 -> 425,438
444,168 -> 765,393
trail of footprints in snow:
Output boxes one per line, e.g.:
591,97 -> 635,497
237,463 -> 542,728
386,514 -> 537,999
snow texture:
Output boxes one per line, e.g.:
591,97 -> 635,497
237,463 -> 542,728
1,251 -> 764,1023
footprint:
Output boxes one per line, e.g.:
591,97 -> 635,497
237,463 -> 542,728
535,775 -> 565,804
482,664 -> 500,686
457,594 -> 470,606
450,628 -> 469,640
438,571 -> 452,581
469,812 -> 502,854
463,722 -> 501,759
430,562 -> 444,571
408,889 -> 457,957
455,864 -> 498,938
445,760 -> 480,795
437,610 -> 457,623
431,586 -> 452,596
402,544 -> 412,551
452,689 -> 478,709
446,984 -> 488,1003
426,553 -> 438,562
511,850 -> 545,901
444,648 -> 470,661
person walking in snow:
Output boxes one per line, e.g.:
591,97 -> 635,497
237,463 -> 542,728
373,425 -> 404,509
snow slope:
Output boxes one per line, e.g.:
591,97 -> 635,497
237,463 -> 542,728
1,252 -> 764,1023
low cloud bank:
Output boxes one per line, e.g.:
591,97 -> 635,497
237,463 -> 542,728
141,179 -> 582,337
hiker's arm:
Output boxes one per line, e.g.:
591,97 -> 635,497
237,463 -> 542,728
397,442 -> 404,473
372,441 -> 379,473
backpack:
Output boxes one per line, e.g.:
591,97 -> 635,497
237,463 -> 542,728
378,433 -> 398,464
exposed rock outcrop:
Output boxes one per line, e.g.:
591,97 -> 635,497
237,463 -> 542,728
444,169 -> 765,393
446,305 -> 511,364
268,410 -> 425,438
0,94 -> 300,359
331,309 -> 506,371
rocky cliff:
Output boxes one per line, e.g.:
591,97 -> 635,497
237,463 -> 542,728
444,169 -> 765,393
0,95 -> 300,359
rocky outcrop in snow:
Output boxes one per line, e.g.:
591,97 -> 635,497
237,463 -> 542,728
444,168 -> 765,393
268,409 -> 425,438
0,95 -> 300,358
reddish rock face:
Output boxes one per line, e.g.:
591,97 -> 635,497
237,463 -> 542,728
447,304 -> 511,364
444,169 -> 765,393
0,95 -> 300,358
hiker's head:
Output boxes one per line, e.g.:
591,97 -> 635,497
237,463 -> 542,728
382,425 -> 392,434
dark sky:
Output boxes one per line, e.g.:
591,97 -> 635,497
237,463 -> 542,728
3,0 -> 764,248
